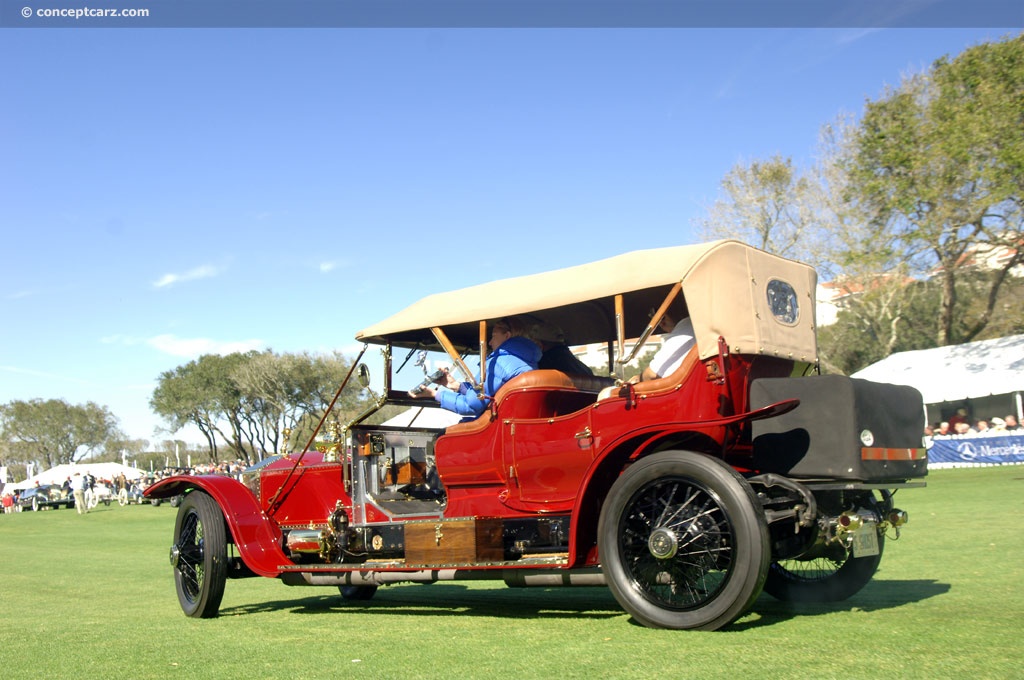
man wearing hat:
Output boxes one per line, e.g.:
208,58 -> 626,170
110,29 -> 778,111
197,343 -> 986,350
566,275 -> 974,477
533,323 -> 594,376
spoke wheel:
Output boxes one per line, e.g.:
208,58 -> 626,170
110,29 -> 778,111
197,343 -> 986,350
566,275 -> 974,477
32,496 -> 41,512
118,489 -> 129,507
598,451 -> 769,630
171,492 -> 228,618
764,492 -> 885,603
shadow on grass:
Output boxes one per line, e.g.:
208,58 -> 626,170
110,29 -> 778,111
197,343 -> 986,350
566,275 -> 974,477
219,577 -> 950,629
220,582 -> 624,621
734,578 -> 952,630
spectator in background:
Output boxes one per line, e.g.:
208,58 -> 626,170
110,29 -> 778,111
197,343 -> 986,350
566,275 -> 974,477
975,419 -> 990,435
71,472 -> 88,515
935,421 -> 951,437
948,408 -> 970,429
1005,415 -> 1020,431
954,421 -> 975,436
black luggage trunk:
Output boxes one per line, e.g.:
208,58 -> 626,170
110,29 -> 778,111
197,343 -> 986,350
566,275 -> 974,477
750,375 -> 928,481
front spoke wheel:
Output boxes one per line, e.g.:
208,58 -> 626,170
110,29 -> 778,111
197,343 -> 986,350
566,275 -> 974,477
171,492 -> 227,617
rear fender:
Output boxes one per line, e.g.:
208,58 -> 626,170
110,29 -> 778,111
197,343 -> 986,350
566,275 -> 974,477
145,476 -> 289,577
567,398 -> 800,566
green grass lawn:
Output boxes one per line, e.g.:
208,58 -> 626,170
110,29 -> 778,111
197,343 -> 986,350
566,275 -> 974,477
2,466 -> 1022,679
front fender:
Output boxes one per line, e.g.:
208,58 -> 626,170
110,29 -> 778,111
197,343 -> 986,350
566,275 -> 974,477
145,475 -> 290,578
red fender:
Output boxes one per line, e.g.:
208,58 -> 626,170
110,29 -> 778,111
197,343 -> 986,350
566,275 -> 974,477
145,475 -> 290,578
566,397 -> 800,566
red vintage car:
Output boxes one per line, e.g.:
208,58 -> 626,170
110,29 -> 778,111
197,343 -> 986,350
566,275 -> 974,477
146,240 -> 926,630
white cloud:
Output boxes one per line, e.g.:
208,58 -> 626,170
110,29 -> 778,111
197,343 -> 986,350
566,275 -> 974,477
152,264 -> 222,289
835,28 -> 881,47
0,364 -> 91,385
146,334 -> 266,359
100,334 -> 141,346
319,261 -> 337,273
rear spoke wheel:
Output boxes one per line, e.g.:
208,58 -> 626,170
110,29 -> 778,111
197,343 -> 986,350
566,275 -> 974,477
599,451 -> 769,630
764,492 -> 885,603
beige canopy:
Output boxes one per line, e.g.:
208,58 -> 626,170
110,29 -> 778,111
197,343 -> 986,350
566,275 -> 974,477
356,240 -> 818,363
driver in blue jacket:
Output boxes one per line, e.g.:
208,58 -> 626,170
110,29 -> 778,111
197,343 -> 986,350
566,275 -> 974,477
413,316 -> 540,419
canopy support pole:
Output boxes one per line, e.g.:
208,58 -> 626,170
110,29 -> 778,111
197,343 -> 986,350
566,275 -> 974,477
432,326 -> 480,390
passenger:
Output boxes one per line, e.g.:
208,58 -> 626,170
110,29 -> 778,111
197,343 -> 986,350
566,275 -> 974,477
533,322 -> 593,376
630,313 -> 696,383
413,316 -> 540,419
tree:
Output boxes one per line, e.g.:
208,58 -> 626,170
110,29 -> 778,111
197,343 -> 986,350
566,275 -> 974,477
696,154 -> 834,271
229,350 -> 359,460
818,264 -> 1024,375
85,436 -> 150,465
0,399 -> 122,470
151,350 -> 362,465
840,34 -> 1024,347
150,354 -> 242,463
817,276 -> 937,375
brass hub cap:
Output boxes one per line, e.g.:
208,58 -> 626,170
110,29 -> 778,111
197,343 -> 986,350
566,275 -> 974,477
169,544 -> 181,568
647,527 -> 678,560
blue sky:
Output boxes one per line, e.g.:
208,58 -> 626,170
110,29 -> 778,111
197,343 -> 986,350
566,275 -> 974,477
1,27 -> 1015,445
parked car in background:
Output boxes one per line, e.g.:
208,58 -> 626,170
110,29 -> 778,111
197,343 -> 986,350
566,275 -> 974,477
86,482 -> 114,508
18,485 -> 74,511
149,493 -> 182,507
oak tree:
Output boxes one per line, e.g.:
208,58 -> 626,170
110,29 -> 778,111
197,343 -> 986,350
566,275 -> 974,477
0,398 -> 121,470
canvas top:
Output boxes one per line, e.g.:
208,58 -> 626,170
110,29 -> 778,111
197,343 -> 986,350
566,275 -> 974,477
356,239 -> 818,363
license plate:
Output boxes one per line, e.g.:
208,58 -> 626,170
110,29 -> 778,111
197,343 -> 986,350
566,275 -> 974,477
850,524 -> 880,557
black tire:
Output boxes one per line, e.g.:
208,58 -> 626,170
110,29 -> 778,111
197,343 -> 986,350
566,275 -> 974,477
170,495 -> 182,508
339,585 -> 378,601
151,498 -> 162,507
764,493 -> 885,603
170,492 -> 228,618
102,498 -> 111,506
598,451 -> 769,630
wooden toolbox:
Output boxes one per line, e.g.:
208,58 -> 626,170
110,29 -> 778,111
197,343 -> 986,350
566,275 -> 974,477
405,518 -> 504,565
393,460 -> 426,485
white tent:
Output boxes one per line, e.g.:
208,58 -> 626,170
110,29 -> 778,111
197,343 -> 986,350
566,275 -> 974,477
9,462 -> 146,491
851,334 -> 1024,407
